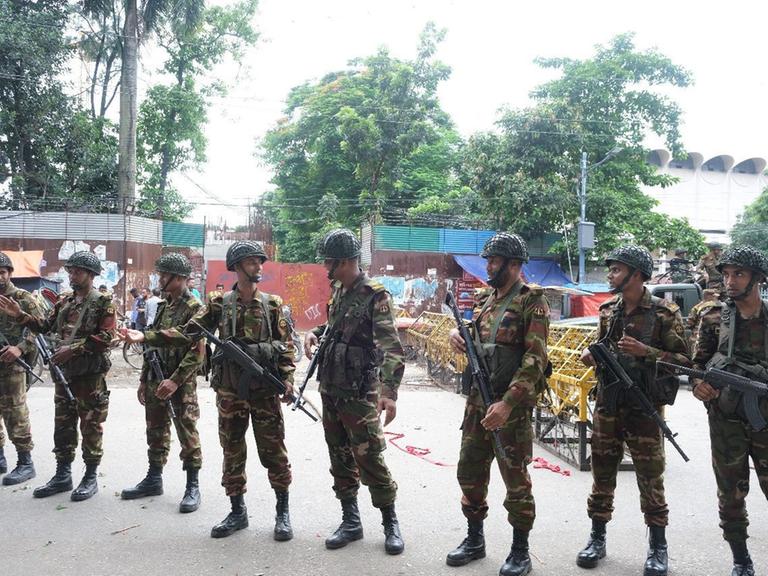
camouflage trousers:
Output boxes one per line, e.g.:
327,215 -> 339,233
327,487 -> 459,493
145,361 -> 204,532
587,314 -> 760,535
54,373 -> 110,465
322,391 -> 397,508
588,406 -> 668,526
0,372 -> 33,452
708,405 -> 768,542
216,386 -> 291,496
144,378 -> 202,470
458,394 -> 535,531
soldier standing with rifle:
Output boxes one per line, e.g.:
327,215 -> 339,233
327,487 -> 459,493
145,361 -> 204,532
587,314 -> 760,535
697,241 -> 725,290
577,245 -> 690,576
0,251 -> 115,501
303,228 -> 406,555
0,251 -> 44,485
445,233 -> 549,576
691,246 -> 768,576
118,253 -> 204,513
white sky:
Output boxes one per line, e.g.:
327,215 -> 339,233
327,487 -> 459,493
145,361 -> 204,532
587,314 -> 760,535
156,0 -> 768,226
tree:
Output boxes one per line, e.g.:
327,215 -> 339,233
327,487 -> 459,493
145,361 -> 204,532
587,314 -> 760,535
261,23 -> 456,261
731,185 -> 768,252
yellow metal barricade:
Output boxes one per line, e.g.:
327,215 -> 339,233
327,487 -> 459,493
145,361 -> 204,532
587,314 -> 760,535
545,324 -> 598,422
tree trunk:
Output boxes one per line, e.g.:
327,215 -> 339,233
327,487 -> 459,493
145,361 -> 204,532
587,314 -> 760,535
118,0 -> 138,209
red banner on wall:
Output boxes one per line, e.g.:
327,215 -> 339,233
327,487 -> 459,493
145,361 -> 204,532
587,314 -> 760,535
205,261 -> 331,330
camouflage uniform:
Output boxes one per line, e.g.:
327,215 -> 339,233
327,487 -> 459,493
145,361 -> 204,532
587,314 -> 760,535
668,258 -> 695,283
458,281 -> 549,531
313,273 -> 405,508
20,288 -> 114,465
162,289 -> 295,496
588,288 -> 690,527
0,282 -> 43,456
141,289 -> 204,470
697,253 -> 724,290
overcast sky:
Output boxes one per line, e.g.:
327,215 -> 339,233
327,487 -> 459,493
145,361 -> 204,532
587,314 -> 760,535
164,0 -> 768,226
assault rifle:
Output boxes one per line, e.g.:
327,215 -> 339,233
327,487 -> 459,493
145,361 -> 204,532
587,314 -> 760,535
589,342 -> 689,462
657,361 -> 768,431
0,328 -> 43,387
291,324 -> 329,419
445,291 -> 508,465
191,322 -> 317,421
35,334 -> 75,402
144,347 -> 178,422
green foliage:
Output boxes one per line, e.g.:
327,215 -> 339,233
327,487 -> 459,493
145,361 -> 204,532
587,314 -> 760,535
731,185 -> 768,252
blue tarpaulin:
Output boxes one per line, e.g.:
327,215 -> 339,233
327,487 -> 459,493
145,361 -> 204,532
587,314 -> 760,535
453,255 -> 574,287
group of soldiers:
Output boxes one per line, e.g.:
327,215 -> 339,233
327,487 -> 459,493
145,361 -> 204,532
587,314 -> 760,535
0,230 -> 766,576
664,241 -> 724,289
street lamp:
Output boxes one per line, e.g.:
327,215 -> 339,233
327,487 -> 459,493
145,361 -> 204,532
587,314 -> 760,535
577,146 -> 622,283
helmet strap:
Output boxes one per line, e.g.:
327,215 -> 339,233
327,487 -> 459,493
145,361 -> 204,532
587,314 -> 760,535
327,259 -> 340,280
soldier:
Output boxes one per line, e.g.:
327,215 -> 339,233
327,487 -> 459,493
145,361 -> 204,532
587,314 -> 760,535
691,246 -> 768,576
577,245 -> 690,576
667,248 -> 695,283
118,253 -> 204,512
0,251 -> 44,485
445,233 -> 549,576
697,241 -> 725,290
0,251 -> 115,501
139,241 -> 296,540
686,288 -> 720,337
303,228 -> 405,555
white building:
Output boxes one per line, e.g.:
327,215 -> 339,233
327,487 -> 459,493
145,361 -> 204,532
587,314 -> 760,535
642,150 -> 768,244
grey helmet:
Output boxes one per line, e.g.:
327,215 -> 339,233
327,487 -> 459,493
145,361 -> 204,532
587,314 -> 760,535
65,251 -> 102,275
226,241 -> 268,271
605,245 -> 654,280
319,228 -> 361,260
0,252 -> 13,272
155,252 -> 192,277
480,232 -> 529,262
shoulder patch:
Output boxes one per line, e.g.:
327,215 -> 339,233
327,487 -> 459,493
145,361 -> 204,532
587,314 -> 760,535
656,299 -> 680,314
269,294 -> 284,306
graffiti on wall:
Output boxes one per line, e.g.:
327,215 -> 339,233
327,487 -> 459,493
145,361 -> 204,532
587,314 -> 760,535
50,241 -> 124,292
372,275 -> 442,316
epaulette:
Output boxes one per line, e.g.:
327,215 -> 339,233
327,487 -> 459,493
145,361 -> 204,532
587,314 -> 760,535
364,278 -> 387,293
653,296 -> 680,315
521,284 -> 544,298
207,290 -> 223,300
268,293 -> 284,306
699,300 -> 723,315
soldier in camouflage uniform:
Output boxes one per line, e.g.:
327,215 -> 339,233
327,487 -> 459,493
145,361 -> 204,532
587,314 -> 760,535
118,253 -> 204,513
304,228 -> 406,555
445,232 -> 548,576
577,245 -> 690,576
691,246 -> 768,576
149,241 -> 296,540
697,241 -> 725,290
686,288 -> 720,343
0,251 -> 45,485
0,251 -> 115,501
667,248 -> 695,283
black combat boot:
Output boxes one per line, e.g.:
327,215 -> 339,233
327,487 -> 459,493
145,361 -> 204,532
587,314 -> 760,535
273,490 -> 293,541
499,528 -> 532,576
576,519 -> 607,568
71,463 -> 99,501
381,503 -> 404,555
179,468 -> 201,513
0,446 -> 7,474
121,464 -> 164,500
33,460 -> 72,498
729,540 -> 755,576
2,451 -> 35,485
325,497 -> 364,549
210,495 -> 248,538
446,519 -> 486,566
643,526 -> 668,576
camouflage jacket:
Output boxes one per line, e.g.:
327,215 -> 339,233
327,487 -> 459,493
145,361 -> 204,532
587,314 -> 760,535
686,300 -> 710,333
312,273 -> 405,401
471,281 -> 550,408
19,287 -> 115,376
697,254 -> 723,287
158,287 -> 295,396
0,282 -> 44,375
142,289 -> 204,385
597,288 -> 690,404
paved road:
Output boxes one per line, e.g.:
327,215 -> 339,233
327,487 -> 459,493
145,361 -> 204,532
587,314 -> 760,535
2,359 -> 766,576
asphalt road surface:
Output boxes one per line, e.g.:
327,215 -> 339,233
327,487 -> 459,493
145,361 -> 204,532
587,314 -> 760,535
2,357 -> 766,576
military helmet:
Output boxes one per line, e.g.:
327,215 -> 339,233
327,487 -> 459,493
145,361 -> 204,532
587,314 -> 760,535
716,246 -> 768,277
226,241 -> 268,271
65,251 -> 101,275
480,232 -> 529,262
155,252 -> 192,277
673,247 -> 687,257
319,228 -> 361,260
706,241 -> 724,250
605,245 -> 654,280
0,252 -> 13,272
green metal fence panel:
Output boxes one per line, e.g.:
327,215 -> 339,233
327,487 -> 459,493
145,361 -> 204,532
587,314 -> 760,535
163,221 -> 205,247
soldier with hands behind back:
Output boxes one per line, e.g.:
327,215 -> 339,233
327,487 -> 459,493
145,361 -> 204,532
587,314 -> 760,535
0,251 -> 44,485
691,246 -> 768,576
0,251 -> 115,501
304,228 -> 406,555
578,245 -> 690,576
446,232 -> 549,576
118,252 -> 205,513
